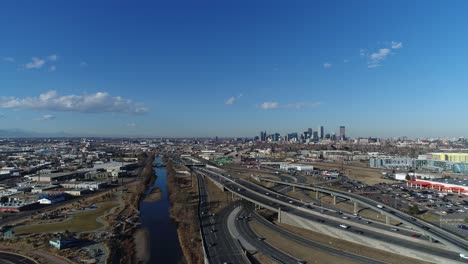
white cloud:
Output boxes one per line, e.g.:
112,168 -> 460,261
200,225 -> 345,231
225,96 -> 236,105
25,57 -> 46,69
225,94 -> 243,105
360,49 -> 367,57
323,63 -> 332,69
391,41 -> 403,49
38,114 -> 55,121
284,102 -> 321,109
23,54 -> 58,70
259,102 -> 279,110
49,65 -> 56,72
0,90 -> 148,114
363,41 -> 403,68
258,101 -> 320,110
48,54 -> 58,61
1,57 -> 14,62
367,63 -> 381,69
370,48 -> 391,61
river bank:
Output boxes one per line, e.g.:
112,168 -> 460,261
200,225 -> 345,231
134,227 -> 150,263
135,156 -> 184,263
165,159 -> 203,264
108,152 -> 156,263
143,187 -> 162,202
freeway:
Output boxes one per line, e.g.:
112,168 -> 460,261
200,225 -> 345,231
259,176 -> 468,253
196,173 -> 250,264
194,167 -> 465,262
242,202 -> 386,264
234,208 -> 301,263
0,252 -> 36,264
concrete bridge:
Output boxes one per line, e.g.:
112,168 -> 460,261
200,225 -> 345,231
257,176 -> 468,254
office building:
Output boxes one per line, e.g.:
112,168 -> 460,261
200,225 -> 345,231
431,153 -> 468,163
313,131 -> 319,141
339,126 -> 346,140
308,128 -> 312,139
320,126 -> 324,139
260,131 -> 267,142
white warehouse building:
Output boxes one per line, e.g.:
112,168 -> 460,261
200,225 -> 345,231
280,164 -> 314,171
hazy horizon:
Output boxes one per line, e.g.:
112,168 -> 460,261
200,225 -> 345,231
2,1 -> 468,138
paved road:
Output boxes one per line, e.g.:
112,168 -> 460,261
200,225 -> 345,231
235,208 -> 300,263
195,167 -> 464,262
196,174 -> 250,264
0,252 -> 36,264
261,177 -> 468,254
242,203 -> 385,264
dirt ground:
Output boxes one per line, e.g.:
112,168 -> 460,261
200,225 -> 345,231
134,227 -> 150,263
251,252 -> 276,264
275,221 -> 431,264
204,177 -> 231,213
249,219 -> 362,264
305,161 -> 396,185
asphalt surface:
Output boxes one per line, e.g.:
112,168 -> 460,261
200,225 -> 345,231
235,208 -> 300,263
260,177 -> 468,254
0,252 -> 36,264
194,167 -> 464,262
196,174 -> 250,264
242,203 -> 386,264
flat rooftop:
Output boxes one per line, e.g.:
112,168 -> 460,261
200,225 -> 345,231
431,178 -> 468,186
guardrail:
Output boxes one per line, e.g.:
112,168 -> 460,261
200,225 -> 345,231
258,176 -> 468,253
196,174 -> 210,264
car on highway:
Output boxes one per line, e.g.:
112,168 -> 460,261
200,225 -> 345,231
342,216 -> 349,219
391,228 -> 399,232
458,225 -> 468,231
377,204 -> 384,208
339,224 -> 350,229
460,253 -> 468,260
288,200 -> 294,204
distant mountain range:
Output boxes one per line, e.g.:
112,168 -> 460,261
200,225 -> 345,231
0,129 -> 71,138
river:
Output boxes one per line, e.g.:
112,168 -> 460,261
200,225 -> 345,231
139,157 -> 184,263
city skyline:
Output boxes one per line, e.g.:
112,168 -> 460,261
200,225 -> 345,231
2,1 -> 468,138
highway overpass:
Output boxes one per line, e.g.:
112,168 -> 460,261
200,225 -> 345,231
193,166 -> 467,263
257,176 -> 468,254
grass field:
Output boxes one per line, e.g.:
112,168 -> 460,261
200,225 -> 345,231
14,201 -> 118,234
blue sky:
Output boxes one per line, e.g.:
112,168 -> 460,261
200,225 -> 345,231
1,0 -> 467,138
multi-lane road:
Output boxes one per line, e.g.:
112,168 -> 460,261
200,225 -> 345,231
259,176 -> 468,254
234,207 -> 303,263
241,202 -> 386,264
194,166 -> 465,262
196,173 -> 250,264
0,252 -> 36,264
